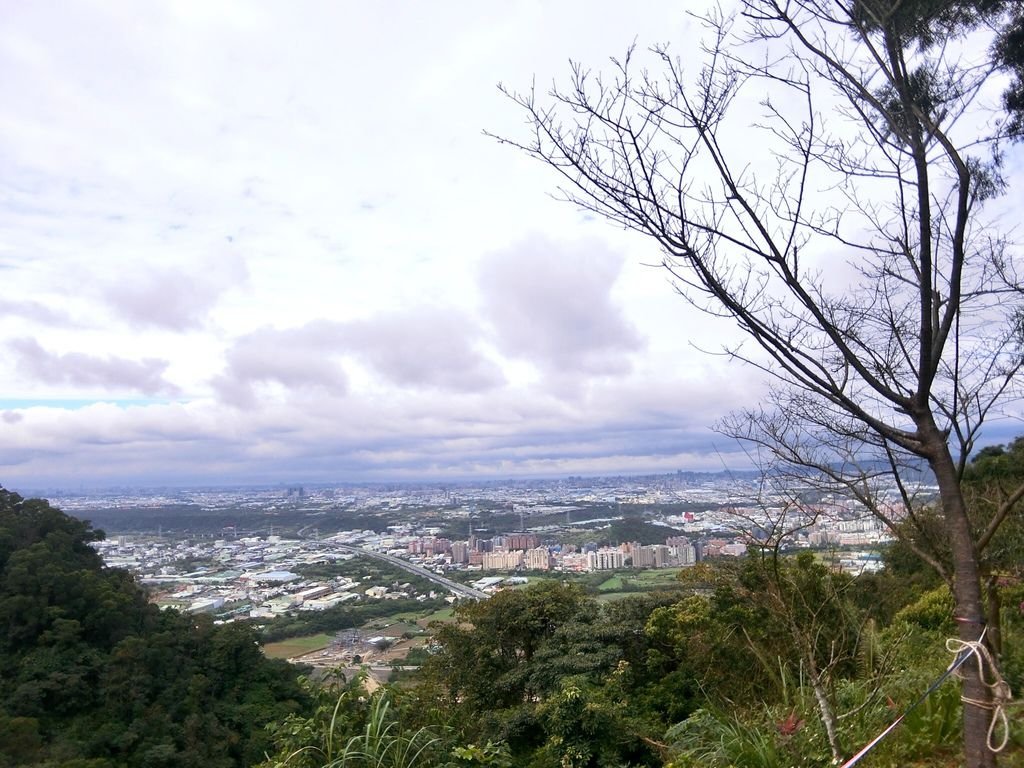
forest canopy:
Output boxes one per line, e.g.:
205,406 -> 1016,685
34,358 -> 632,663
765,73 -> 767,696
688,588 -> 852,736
0,487 -> 309,768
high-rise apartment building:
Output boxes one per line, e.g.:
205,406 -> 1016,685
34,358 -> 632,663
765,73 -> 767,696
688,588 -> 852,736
482,550 -> 524,570
506,533 -> 540,551
587,548 -> 625,571
451,541 -> 469,564
524,546 -> 552,570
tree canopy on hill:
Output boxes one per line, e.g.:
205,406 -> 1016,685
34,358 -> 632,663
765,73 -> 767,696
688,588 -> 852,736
0,487 -> 310,768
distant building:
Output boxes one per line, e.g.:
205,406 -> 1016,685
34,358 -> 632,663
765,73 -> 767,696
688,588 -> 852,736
302,592 -> 359,610
627,542 -> 655,568
587,548 -> 624,571
651,544 -> 670,567
671,541 -> 697,566
558,552 -> 589,572
249,570 -> 299,584
525,546 -> 552,571
471,576 -> 505,592
297,585 -> 332,601
408,537 -> 453,556
451,541 -> 469,564
506,533 -> 539,551
809,529 -> 840,547
482,550 -> 524,571
187,596 -> 224,614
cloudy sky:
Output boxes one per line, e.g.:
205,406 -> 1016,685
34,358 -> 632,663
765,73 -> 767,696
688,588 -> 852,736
0,2 -> 1019,489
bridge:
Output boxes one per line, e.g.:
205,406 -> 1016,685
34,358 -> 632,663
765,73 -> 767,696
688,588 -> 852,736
328,543 -> 488,600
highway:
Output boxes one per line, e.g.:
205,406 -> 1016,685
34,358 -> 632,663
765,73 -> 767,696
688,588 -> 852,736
328,543 -> 488,600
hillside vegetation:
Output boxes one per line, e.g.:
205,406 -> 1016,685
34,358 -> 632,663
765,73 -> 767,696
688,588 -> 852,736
257,563 -> 1024,768
0,487 -> 309,768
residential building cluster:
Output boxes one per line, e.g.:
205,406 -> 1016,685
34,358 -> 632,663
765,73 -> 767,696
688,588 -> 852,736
396,529 -> 696,574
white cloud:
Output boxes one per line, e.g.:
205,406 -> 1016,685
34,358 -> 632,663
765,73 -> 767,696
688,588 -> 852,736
341,307 -> 505,392
100,246 -> 248,330
479,236 -> 644,378
0,298 -> 72,325
8,338 -> 179,397
211,322 -> 349,408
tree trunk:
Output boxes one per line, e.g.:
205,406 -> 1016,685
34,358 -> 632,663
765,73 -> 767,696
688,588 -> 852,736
986,573 -> 1002,660
927,430 -> 996,768
804,647 -> 843,763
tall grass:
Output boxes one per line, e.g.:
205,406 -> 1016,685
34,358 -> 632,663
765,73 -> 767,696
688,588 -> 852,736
666,709 -> 784,768
268,691 -> 441,768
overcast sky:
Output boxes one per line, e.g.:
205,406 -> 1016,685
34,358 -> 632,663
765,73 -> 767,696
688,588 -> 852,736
1,2 -> 1020,490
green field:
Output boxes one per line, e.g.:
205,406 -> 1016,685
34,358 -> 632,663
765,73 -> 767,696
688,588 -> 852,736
629,568 -> 683,586
597,568 -> 682,592
362,620 -> 422,636
597,575 -> 625,591
380,606 -> 448,623
261,632 -> 333,659
417,605 -> 455,625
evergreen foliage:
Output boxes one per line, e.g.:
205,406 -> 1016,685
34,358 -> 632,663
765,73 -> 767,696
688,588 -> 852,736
0,487 -> 310,767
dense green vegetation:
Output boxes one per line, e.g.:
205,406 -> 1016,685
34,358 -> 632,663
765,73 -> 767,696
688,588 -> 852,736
259,561 -> 1024,768
0,487 -> 310,767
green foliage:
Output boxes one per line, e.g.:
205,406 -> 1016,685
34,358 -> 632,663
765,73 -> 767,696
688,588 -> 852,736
425,582 -> 592,710
996,5 -> 1024,137
965,438 -> 1024,575
261,548 -> 1024,768
649,552 -> 865,720
854,0 -> 1024,137
262,678 -> 517,768
449,741 -> 512,768
262,678 -> 438,768
418,583 -> 673,766
897,684 -> 963,760
0,486 -> 309,767
892,585 -> 955,632
529,679 -> 662,768
666,709 -> 784,768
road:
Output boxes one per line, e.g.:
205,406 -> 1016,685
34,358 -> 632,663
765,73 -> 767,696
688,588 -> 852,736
328,543 -> 489,600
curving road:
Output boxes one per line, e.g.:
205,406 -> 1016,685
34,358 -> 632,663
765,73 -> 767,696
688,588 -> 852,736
328,543 -> 488,600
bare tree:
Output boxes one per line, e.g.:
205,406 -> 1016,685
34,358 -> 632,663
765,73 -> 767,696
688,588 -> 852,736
495,1 -> 1023,765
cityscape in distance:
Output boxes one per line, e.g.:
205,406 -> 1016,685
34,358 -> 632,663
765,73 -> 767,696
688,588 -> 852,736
30,468 -> 923,669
